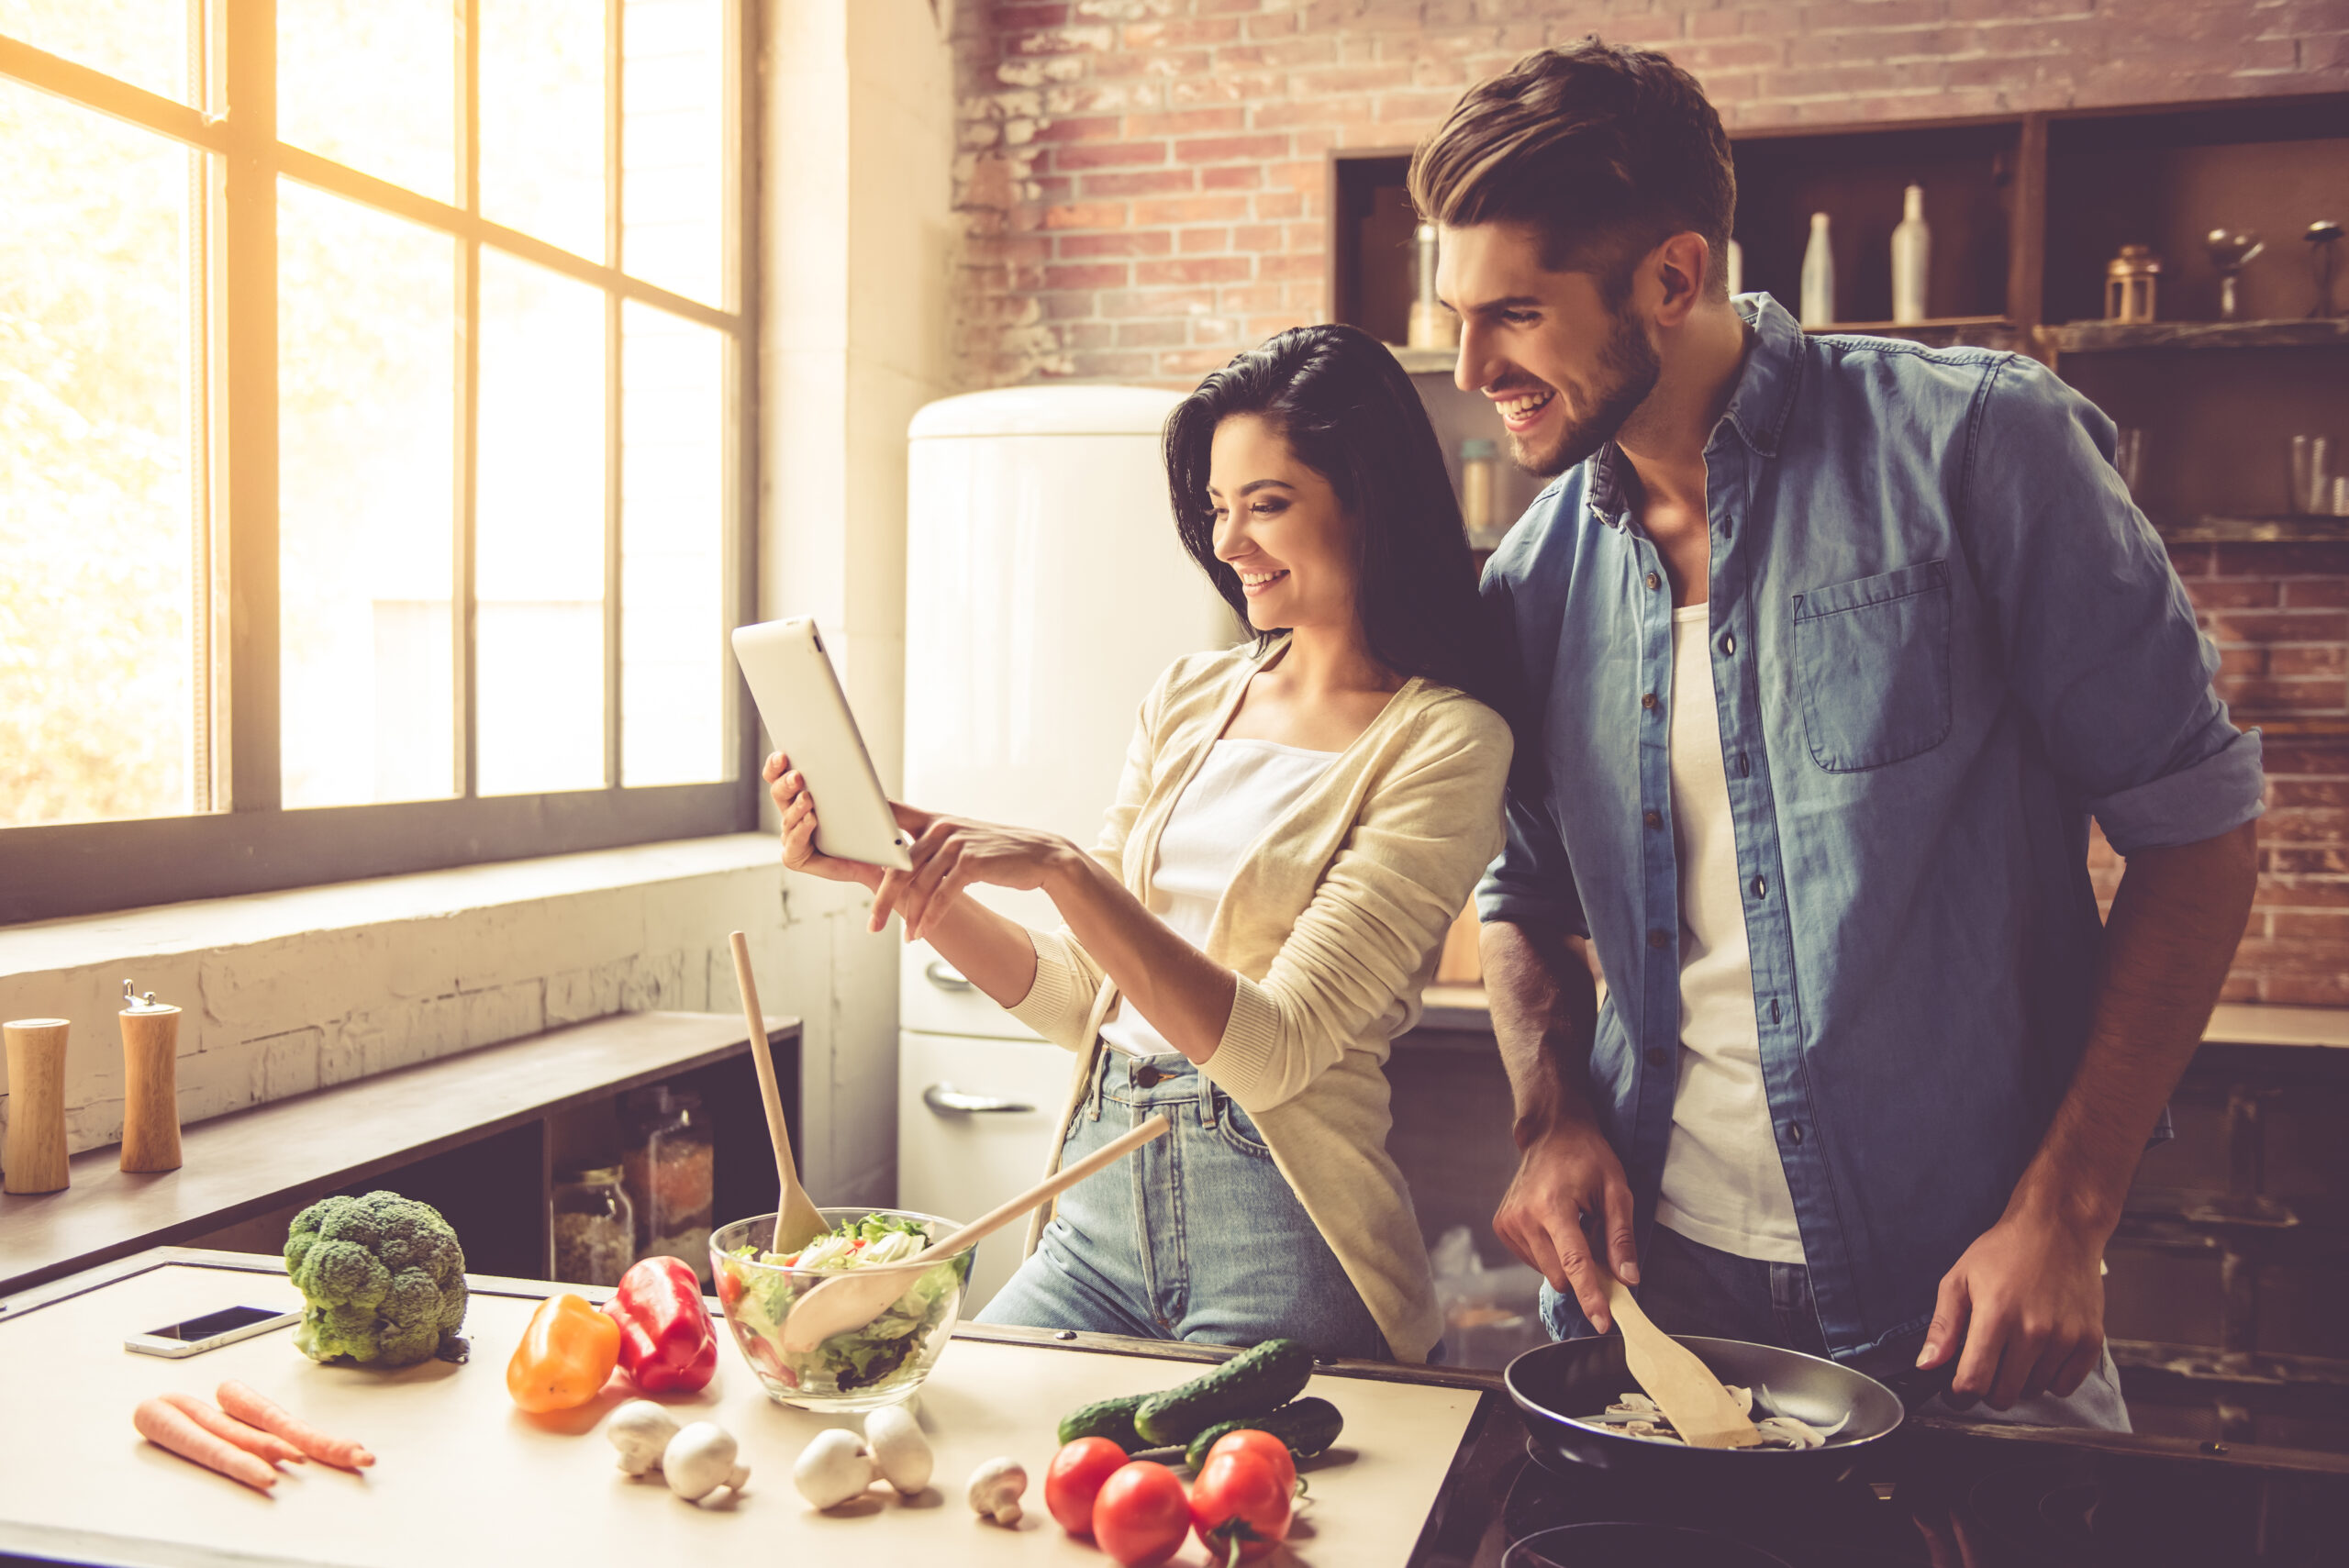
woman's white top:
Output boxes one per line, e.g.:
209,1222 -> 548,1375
1097,738 -> 1339,1060
1654,604 -> 1809,1264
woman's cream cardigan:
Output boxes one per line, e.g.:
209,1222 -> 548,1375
1008,639 -> 1513,1362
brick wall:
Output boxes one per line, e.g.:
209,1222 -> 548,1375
950,0 -> 2349,1006
2089,542 -> 2349,1008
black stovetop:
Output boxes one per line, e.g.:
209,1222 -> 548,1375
1405,1395 -> 2349,1568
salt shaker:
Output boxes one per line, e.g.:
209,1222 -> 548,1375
118,980 -> 184,1173
3,1017 -> 72,1194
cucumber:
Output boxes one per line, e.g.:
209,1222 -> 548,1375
1133,1338 -> 1315,1448
1185,1396 -> 1346,1471
1058,1393 -> 1151,1452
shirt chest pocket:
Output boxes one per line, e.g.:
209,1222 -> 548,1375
1790,560 -> 1953,773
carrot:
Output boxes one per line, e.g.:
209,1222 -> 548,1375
134,1396 -> 278,1493
217,1380 -> 374,1471
158,1392 -> 307,1466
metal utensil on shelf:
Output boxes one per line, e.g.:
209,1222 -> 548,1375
2205,229 -> 2264,321
2308,221 -> 2343,318
2291,435 -> 2334,517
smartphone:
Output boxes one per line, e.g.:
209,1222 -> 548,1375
124,1304 -> 300,1359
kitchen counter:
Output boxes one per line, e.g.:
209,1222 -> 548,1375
7,1247 -> 2345,1568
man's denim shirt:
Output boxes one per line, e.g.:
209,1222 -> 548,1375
1475,294 -> 2265,1364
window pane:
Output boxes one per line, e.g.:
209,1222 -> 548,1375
621,304 -> 724,785
278,0 -> 454,204
476,249 -> 606,795
0,79 -> 195,828
278,182 -> 456,809
481,0 -> 606,261
0,0 -> 189,106
622,0 -> 723,306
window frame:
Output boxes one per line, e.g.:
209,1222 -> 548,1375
0,0 -> 762,925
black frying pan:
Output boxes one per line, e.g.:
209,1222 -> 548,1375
1505,1332 -> 1914,1486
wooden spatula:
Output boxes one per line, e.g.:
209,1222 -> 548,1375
727,930 -> 830,1255
781,1112 -> 1173,1353
1602,1272 -> 1763,1450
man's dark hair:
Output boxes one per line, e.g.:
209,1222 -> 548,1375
1408,39 -> 1736,305
1163,323 -> 1518,728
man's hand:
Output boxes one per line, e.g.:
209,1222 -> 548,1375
1917,1207 -> 2107,1409
1494,1109 -> 1639,1333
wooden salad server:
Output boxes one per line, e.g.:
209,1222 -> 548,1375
728,930 -> 831,1255
781,1112 -> 1173,1354
1602,1271 -> 1763,1450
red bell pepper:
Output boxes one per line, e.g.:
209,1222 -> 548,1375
605,1256 -> 718,1394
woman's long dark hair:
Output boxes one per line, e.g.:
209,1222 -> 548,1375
1164,323 -> 1518,727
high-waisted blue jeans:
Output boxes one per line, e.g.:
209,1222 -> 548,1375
975,1050 -> 1388,1362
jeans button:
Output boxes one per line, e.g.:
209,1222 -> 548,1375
1134,1063 -> 1163,1088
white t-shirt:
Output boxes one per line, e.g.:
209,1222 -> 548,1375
1097,738 -> 1338,1060
1654,604 -> 1808,1264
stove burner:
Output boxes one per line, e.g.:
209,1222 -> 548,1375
1504,1524 -> 1795,1568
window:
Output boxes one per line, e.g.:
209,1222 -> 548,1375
0,0 -> 755,922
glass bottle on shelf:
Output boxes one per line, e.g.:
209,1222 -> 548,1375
1408,222 -> 1458,350
551,1165 -> 635,1287
620,1085 -> 716,1285
1800,211 -> 1835,328
1460,438 -> 1502,550
1891,185 -> 1930,326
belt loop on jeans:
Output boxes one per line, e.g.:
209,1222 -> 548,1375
1086,1044 -> 1108,1120
1196,1058 -> 1216,1129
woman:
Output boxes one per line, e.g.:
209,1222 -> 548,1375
765,324 -> 1515,1362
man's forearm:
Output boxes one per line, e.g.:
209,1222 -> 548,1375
1481,919 -> 1601,1142
2010,819 -> 2259,1236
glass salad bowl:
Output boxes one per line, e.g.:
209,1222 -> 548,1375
710,1207 -> 973,1413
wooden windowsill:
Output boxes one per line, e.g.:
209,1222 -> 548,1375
0,1009 -> 797,1297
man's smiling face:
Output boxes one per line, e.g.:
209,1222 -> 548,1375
1436,220 -> 1661,479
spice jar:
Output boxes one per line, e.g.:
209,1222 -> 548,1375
1460,438 -> 1501,549
552,1166 -> 635,1286
620,1086 -> 715,1284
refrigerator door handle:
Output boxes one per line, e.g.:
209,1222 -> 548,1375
925,959 -> 975,992
922,1083 -> 1036,1116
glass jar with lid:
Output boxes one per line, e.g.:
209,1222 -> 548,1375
621,1085 -> 716,1285
551,1166 -> 635,1286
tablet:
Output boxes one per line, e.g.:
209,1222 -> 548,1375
731,617 -> 915,872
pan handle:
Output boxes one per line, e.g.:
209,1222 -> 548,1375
1847,1333 -> 1958,1413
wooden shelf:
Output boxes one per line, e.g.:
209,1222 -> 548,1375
2243,717 -> 2349,739
0,1009 -> 797,1296
2048,318 -> 2349,354
2158,515 -> 2349,543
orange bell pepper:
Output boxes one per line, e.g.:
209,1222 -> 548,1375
507,1293 -> 622,1412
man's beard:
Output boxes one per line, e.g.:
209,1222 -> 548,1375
1509,306 -> 1661,479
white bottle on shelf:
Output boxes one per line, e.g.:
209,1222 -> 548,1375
1725,238 -> 1743,297
1891,184 -> 1930,326
1799,211 -> 1834,328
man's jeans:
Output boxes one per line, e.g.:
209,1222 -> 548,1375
1541,1225 -> 2132,1432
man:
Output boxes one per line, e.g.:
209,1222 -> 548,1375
1414,41 -> 2261,1426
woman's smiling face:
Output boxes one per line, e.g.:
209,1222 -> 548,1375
1207,413 -> 1359,637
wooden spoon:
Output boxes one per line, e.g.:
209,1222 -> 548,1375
1602,1272 -> 1762,1450
781,1112 -> 1172,1353
727,930 -> 830,1255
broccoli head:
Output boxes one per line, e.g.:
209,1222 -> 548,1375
284,1191 -> 468,1367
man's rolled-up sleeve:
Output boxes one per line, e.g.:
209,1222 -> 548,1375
1959,356 -> 2264,857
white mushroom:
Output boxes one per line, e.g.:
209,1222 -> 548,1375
607,1400 -> 683,1477
863,1405 -> 934,1497
663,1421 -> 751,1505
966,1456 -> 1027,1526
794,1427 -> 878,1511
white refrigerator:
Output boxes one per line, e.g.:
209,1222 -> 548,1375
896,385 -> 1237,1312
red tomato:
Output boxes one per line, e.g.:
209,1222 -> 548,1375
1045,1437 -> 1131,1537
1203,1428 -> 1297,1496
1093,1461 -> 1191,1568
1189,1450 -> 1292,1562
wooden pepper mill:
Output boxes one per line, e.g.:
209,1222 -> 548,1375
3,1017 -> 72,1195
119,980 -> 184,1173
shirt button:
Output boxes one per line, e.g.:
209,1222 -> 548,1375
1736,751 -> 1750,777
1721,634 -> 1736,656
1642,693 -> 1658,711
1645,1048 -> 1668,1067
1648,929 -> 1671,951
1751,876 -> 1765,898
1787,1122 -> 1805,1145
1643,809 -> 1662,829
1645,572 -> 1662,591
